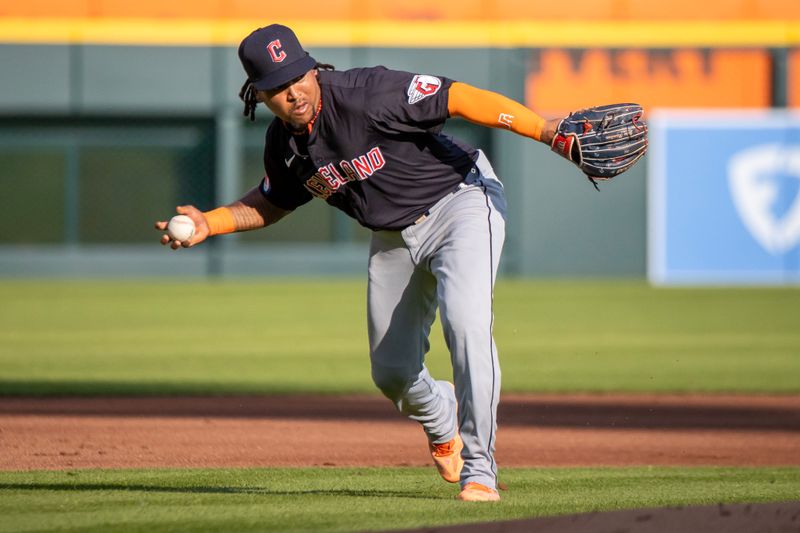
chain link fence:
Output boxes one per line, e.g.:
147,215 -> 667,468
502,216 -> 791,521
0,118 -> 215,244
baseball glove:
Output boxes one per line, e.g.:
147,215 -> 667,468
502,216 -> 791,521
550,103 -> 648,189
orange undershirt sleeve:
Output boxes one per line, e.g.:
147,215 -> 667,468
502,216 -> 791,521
203,207 -> 237,236
447,82 -> 546,142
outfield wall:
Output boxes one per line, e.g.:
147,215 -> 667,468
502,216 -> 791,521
0,44 -> 653,277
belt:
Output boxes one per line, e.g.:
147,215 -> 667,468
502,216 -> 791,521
413,210 -> 431,225
413,179 -> 477,226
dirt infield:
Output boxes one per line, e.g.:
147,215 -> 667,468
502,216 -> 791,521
2,394 -> 799,532
1,393 -> 799,471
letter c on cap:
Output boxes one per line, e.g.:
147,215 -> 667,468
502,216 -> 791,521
267,40 -> 287,63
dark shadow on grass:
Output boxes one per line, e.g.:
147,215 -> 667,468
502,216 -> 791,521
0,483 -> 442,499
383,501 -> 800,533
1,389 -> 798,431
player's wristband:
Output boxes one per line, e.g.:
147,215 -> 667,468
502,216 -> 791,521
204,207 -> 237,236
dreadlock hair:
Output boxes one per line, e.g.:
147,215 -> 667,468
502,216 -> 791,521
239,79 -> 257,122
239,62 -> 336,122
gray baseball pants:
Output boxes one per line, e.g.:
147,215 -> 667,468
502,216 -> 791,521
367,150 -> 506,490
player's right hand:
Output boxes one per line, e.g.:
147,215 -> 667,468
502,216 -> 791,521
154,205 -> 211,250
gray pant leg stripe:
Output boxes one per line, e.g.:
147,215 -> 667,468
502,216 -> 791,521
480,181 -> 498,483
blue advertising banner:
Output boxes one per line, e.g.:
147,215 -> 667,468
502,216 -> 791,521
648,111 -> 800,285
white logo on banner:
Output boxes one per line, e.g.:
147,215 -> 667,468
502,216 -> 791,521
727,144 -> 800,254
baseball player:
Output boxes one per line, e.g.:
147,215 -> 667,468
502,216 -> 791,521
156,24 -> 646,502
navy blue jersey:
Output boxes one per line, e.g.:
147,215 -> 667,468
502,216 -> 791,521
259,67 -> 479,231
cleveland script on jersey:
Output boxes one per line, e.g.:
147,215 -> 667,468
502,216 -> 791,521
259,67 -> 480,230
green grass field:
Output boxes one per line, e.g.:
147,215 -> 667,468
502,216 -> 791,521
1,279 -> 799,395
1,467 -> 798,533
1,279 -> 799,532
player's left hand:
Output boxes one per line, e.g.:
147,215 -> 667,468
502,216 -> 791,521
550,103 -> 648,189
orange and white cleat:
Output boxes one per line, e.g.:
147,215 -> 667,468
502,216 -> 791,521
429,433 -> 464,483
457,482 -> 500,502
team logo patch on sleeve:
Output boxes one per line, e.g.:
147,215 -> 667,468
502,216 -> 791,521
407,75 -> 442,104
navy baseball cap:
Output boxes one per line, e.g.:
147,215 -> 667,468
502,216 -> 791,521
238,24 -> 317,91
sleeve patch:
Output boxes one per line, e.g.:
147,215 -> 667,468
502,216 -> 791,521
407,75 -> 442,104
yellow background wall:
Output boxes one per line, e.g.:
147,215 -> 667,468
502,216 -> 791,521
2,0 -> 799,20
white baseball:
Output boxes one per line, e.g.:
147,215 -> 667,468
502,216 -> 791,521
167,215 -> 196,242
